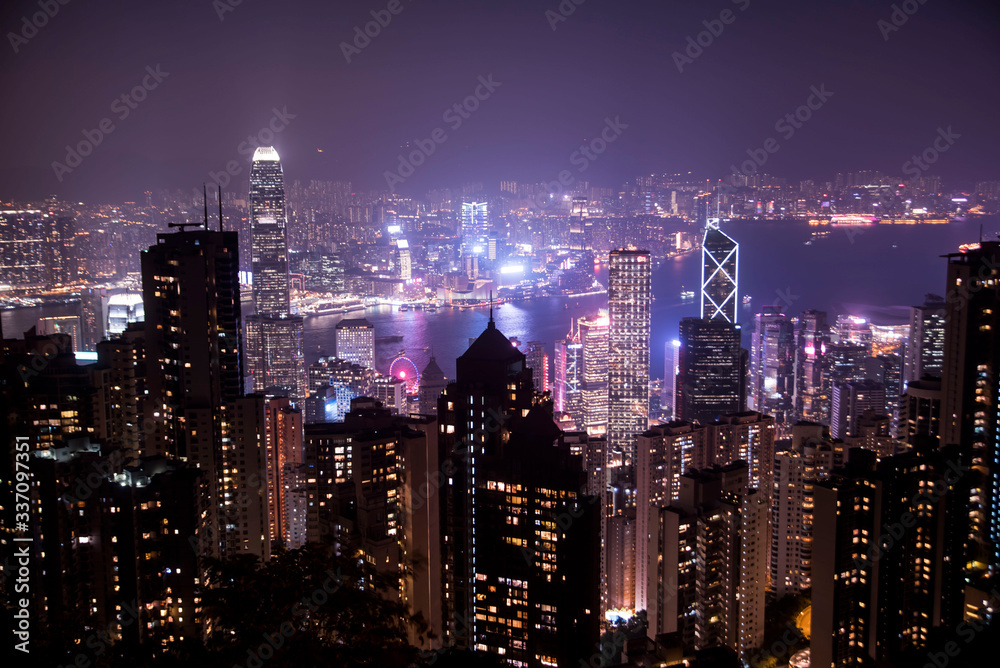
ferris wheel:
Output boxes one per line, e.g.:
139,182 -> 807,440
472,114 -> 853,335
389,355 -> 420,394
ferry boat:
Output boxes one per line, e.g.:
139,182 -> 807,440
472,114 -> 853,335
399,304 -> 410,312
742,295 -> 752,305
680,288 -> 695,301
830,214 -> 878,226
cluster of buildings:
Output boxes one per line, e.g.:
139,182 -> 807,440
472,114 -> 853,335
2,154 -> 1000,668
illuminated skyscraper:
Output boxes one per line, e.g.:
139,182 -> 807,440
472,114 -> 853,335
335,318 -> 375,369
554,326 -> 584,427
460,200 -> 488,249
579,312 -> 610,436
662,339 -> 680,420
245,146 -> 306,403
525,340 -> 549,395
794,309 -> 830,423
701,223 -> 738,323
607,249 -> 651,468
249,146 -> 291,316
905,293 -> 945,383
676,318 -> 746,425
748,306 -> 795,431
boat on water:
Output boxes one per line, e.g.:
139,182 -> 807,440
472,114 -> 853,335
425,303 -> 438,312
829,214 -> 878,226
680,288 -> 695,301
742,295 -> 752,305
399,304 -> 410,312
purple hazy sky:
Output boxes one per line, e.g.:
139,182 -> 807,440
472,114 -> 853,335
1,0 -> 998,201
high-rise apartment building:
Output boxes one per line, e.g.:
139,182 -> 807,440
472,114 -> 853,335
0,209 -> 75,288
811,445 -> 974,665
435,316 -> 601,664
525,340 -> 550,395
940,241 -> 1000,572
607,249 -> 651,468
662,339 -> 679,420
637,413 -> 774,615
897,377 -> 941,445
141,228 -> 269,561
830,379 -> 887,439
905,293 -> 945,383
264,397 -> 304,547
645,462 -> 767,658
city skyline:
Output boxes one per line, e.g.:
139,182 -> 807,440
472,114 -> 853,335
4,1 -> 1000,666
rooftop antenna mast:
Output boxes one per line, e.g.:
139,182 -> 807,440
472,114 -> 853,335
167,185 -> 209,232
218,184 -> 224,232
489,290 -> 494,327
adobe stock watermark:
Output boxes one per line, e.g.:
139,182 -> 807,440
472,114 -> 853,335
843,126 -> 960,245
384,75 -> 502,191
234,568 -> 346,668
7,0 -> 71,54
877,0 -> 930,42
749,622 -> 806,667
341,0 -> 413,63
922,587 -> 1000,668
853,458 -> 968,572
729,84 -> 834,181
944,252 -> 999,312
672,0 -> 751,73
206,107 -> 296,190
902,126 -> 960,179
213,0 -> 246,22
51,65 -> 170,183
534,116 -> 628,210
544,0 -> 588,32
54,600 -> 142,668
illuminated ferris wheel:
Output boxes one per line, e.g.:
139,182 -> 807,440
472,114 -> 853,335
389,355 -> 420,394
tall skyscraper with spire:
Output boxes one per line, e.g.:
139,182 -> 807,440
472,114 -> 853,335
701,221 -> 739,323
607,249 -> 651,470
244,147 -> 306,403
249,146 -> 291,316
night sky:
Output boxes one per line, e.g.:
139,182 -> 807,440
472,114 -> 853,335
2,0 -> 998,201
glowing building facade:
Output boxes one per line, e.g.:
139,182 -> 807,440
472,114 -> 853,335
245,146 -> 305,404
607,249 -> 651,468
701,223 -> 738,323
